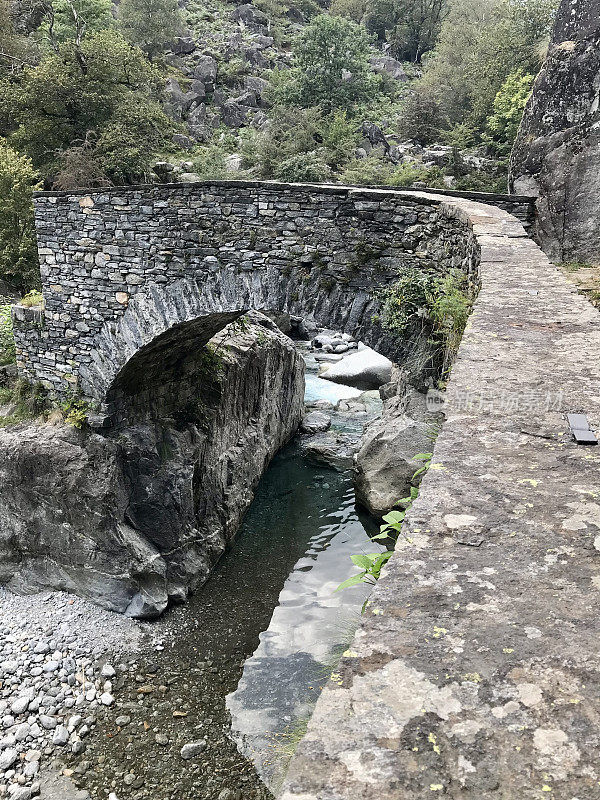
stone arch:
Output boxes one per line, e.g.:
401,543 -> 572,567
79,277 -> 251,402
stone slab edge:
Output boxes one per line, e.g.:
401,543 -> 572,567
280,193 -> 600,798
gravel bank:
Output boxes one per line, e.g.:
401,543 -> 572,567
0,589 -> 143,799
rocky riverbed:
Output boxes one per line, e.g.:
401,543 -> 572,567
0,588 -> 141,800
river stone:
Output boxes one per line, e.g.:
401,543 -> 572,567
353,387 -> 438,517
320,347 -> 393,390
304,434 -> 356,472
0,747 -> 18,769
180,740 -> 207,759
300,412 -> 331,434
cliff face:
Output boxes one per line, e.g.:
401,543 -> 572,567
0,314 -> 304,618
510,0 -> 600,263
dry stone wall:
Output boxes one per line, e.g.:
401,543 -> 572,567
12,181 -> 530,402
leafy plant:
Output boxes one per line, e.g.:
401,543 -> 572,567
0,300 -> 15,365
336,452 -> 433,597
0,378 -> 48,426
0,140 -> 40,291
61,394 -> 89,428
18,289 -> 43,307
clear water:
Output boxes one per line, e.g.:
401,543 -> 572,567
73,345 -> 383,800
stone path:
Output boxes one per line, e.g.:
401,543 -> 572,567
281,195 -> 600,799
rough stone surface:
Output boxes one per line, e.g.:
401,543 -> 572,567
354,384 -> 440,516
300,411 -> 331,434
511,0 -> 600,262
14,181 -> 532,401
0,315 -> 304,617
282,195 -> 600,798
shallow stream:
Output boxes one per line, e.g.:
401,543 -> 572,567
71,345 -> 382,800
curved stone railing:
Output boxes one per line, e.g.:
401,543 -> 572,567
281,195 -> 600,798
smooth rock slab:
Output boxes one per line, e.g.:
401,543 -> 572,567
320,346 -> 392,390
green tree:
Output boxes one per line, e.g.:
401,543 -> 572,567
95,101 -> 172,182
421,0 -> 557,134
290,15 -> 377,112
483,69 -> 534,157
0,140 -> 40,291
7,30 -> 165,179
364,0 -> 446,62
329,0 -> 367,23
41,0 -> 113,48
119,0 -> 184,59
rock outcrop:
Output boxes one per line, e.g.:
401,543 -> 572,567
510,0 -> 600,263
0,315 -> 304,618
353,376 -> 441,517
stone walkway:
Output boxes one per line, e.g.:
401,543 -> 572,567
281,194 -> 600,799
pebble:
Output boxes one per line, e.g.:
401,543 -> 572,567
0,588 -> 141,798
180,740 -> 207,759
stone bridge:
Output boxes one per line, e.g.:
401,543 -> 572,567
12,180 -> 532,410
12,180 -> 600,798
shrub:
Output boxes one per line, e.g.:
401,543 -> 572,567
275,152 -> 332,183
339,154 -> 395,185
0,140 -> 40,292
397,89 -> 445,145
387,162 -> 446,188
0,301 -> 15,366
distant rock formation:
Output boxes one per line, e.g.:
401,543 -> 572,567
510,0 -> 600,263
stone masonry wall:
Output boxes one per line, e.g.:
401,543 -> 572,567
13,181 -> 498,401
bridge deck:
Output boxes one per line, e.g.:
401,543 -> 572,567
281,195 -> 600,799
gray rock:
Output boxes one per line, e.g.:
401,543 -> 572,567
232,3 -> 268,27
193,55 -> 217,83
220,100 -> 249,128
172,134 -> 194,150
52,725 -> 69,745
180,740 -> 207,759
353,388 -> 437,516
300,411 -> 331,434
304,435 -> 356,472
320,347 -> 393,390
369,55 -> 408,82
11,697 -> 29,715
0,747 -> 18,769
170,36 -> 196,55
179,172 -> 203,182
0,317 -> 304,618
511,0 -> 600,262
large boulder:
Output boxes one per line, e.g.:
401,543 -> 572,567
0,315 -> 304,618
369,56 -> 408,82
232,3 -> 268,28
220,99 -> 250,128
510,0 -> 600,263
320,346 -> 392,390
193,55 -> 218,85
170,36 -> 196,55
353,386 -> 439,517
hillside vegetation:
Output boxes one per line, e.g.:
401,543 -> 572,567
0,0 -> 558,291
